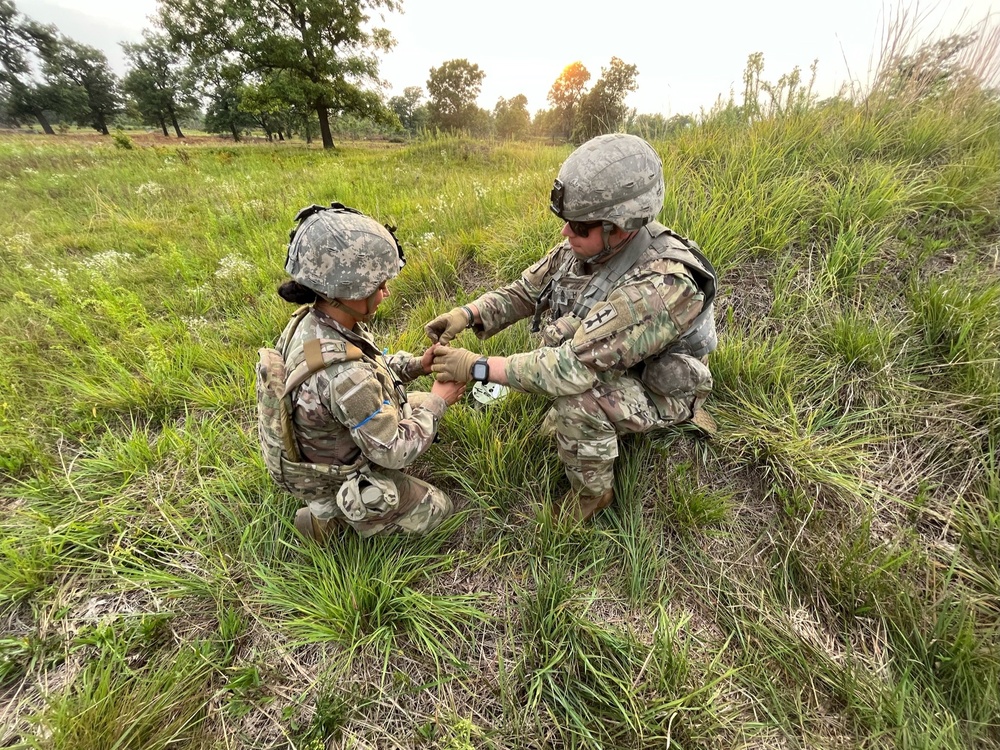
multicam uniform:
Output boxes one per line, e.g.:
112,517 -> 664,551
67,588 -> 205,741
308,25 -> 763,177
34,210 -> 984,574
277,306 -> 453,536
469,223 -> 714,497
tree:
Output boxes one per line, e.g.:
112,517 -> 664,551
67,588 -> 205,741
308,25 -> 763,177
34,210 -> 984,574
203,74 -> 255,141
493,94 -> 529,140
547,61 -> 590,140
158,0 -> 398,149
0,0 -> 60,133
389,85 -> 428,133
573,57 -> 638,142
426,58 -> 484,132
122,31 -> 198,137
46,39 -> 122,134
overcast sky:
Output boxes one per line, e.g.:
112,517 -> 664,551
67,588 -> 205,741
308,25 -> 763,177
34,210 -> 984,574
17,0 -> 997,116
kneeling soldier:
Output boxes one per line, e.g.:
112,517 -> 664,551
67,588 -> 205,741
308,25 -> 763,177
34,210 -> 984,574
427,134 -> 718,522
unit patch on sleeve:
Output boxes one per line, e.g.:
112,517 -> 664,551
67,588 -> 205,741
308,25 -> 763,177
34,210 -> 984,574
582,304 -> 619,333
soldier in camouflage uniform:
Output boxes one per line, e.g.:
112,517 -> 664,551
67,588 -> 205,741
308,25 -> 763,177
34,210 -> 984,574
426,134 -> 717,522
264,203 -> 465,542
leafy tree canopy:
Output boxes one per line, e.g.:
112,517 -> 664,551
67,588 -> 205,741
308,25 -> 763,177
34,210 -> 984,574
426,58 -> 484,132
547,61 -> 590,139
122,31 -> 198,137
157,0 -> 399,148
573,56 -> 638,142
493,93 -> 529,140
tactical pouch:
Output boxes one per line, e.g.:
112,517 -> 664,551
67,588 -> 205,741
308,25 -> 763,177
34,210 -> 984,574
335,472 -> 400,523
541,315 -> 583,347
641,352 -> 713,400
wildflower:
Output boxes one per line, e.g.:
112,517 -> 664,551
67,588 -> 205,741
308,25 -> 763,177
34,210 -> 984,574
1,233 -> 31,253
182,316 -> 211,337
215,254 -> 255,280
41,265 -> 69,284
79,250 -> 133,273
136,182 -> 163,196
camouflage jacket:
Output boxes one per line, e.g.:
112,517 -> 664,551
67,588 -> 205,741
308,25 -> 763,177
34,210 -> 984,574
276,307 -> 445,470
471,226 -> 707,397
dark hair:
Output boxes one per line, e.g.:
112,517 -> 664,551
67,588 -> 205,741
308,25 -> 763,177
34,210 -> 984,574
277,279 -> 318,304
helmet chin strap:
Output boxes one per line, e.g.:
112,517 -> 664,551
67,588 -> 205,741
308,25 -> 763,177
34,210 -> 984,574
586,222 -> 633,265
320,290 -> 381,324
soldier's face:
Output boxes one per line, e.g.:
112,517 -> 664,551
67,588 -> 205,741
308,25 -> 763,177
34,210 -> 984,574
343,280 -> 390,313
561,221 -> 605,258
562,222 -> 604,258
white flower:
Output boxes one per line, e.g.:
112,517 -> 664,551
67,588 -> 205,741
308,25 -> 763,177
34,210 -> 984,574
215,254 -> 255,280
2,233 -> 31,253
181,316 -> 211,337
136,182 -> 164,196
79,250 -> 134,273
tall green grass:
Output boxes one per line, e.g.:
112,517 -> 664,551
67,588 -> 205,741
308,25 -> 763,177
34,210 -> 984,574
2,30 -> 1000,746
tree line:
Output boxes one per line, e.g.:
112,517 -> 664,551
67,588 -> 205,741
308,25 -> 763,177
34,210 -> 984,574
0,0 -> 690,147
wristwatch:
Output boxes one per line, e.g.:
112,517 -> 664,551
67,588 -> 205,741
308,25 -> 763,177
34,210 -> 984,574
470,357 -> 490,384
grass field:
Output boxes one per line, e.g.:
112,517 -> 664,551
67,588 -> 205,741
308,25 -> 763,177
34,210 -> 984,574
1,46 -> 999,749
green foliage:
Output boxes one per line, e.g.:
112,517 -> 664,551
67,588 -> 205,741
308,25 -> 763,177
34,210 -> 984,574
158,0 -> 399,148
111,129 -> 133,150
545,61 -> 591,140
28,643 -> 213,750
573,56 -> 639,142
426,58 -> 486,133
2,38 -> 1000,745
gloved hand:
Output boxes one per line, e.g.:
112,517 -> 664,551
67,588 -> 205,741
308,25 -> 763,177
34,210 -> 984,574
425,306 -> 472,344
431,346 -> 480,383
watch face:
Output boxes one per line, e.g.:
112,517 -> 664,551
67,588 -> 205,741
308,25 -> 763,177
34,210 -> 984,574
471,360 -> 488,382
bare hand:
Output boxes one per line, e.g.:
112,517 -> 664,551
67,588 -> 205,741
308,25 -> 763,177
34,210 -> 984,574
419,343 -> 439,374
431,378 -> 466,406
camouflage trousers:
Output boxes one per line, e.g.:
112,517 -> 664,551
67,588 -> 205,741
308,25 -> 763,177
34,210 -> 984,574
306,393 -> 453,537
541,374 -> 695,497
307,469 -> 453,538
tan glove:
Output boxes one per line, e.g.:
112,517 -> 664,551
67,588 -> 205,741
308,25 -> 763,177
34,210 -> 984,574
424,306 -> 472,344
431,346 -> 480,383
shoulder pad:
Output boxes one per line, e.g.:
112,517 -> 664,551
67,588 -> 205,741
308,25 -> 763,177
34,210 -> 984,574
282,338 -> 364,397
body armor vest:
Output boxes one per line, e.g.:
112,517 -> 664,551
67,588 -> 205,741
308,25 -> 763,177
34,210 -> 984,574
534,222 -> 718,358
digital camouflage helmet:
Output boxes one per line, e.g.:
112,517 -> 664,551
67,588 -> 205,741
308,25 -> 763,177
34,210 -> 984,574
285,203 -> 405,302
549,133 -> 665,231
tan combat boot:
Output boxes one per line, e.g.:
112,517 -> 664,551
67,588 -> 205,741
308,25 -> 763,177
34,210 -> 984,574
556,488 -> 614,523
293,507 -> 337,543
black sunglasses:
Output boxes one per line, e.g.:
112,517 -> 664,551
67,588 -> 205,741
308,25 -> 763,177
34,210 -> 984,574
567,219 -> 602,237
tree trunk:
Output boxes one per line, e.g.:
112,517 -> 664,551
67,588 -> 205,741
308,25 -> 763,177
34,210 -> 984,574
158,116 -> 169,137
303,117 -> 312,144
317,104 -> 334,149
229,120 -> 240,142
96,113 -> 109,136
277,131 -> 284,141
169,106 -> 184,138
35,110 -> 55,135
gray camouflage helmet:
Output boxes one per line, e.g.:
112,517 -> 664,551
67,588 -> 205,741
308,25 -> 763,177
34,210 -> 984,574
285,204 -> 404,299
549,133 -> 664,231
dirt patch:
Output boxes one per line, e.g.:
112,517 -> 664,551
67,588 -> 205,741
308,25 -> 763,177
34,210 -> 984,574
715,257 -> 777,336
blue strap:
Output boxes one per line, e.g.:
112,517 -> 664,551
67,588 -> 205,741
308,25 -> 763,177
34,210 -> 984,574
352,400 -> 390,430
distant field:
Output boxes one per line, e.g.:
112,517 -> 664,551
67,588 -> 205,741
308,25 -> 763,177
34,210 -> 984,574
0,93 -> 998,749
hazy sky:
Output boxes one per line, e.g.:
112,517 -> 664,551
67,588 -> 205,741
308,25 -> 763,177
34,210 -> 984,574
17,0 -> 998,116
